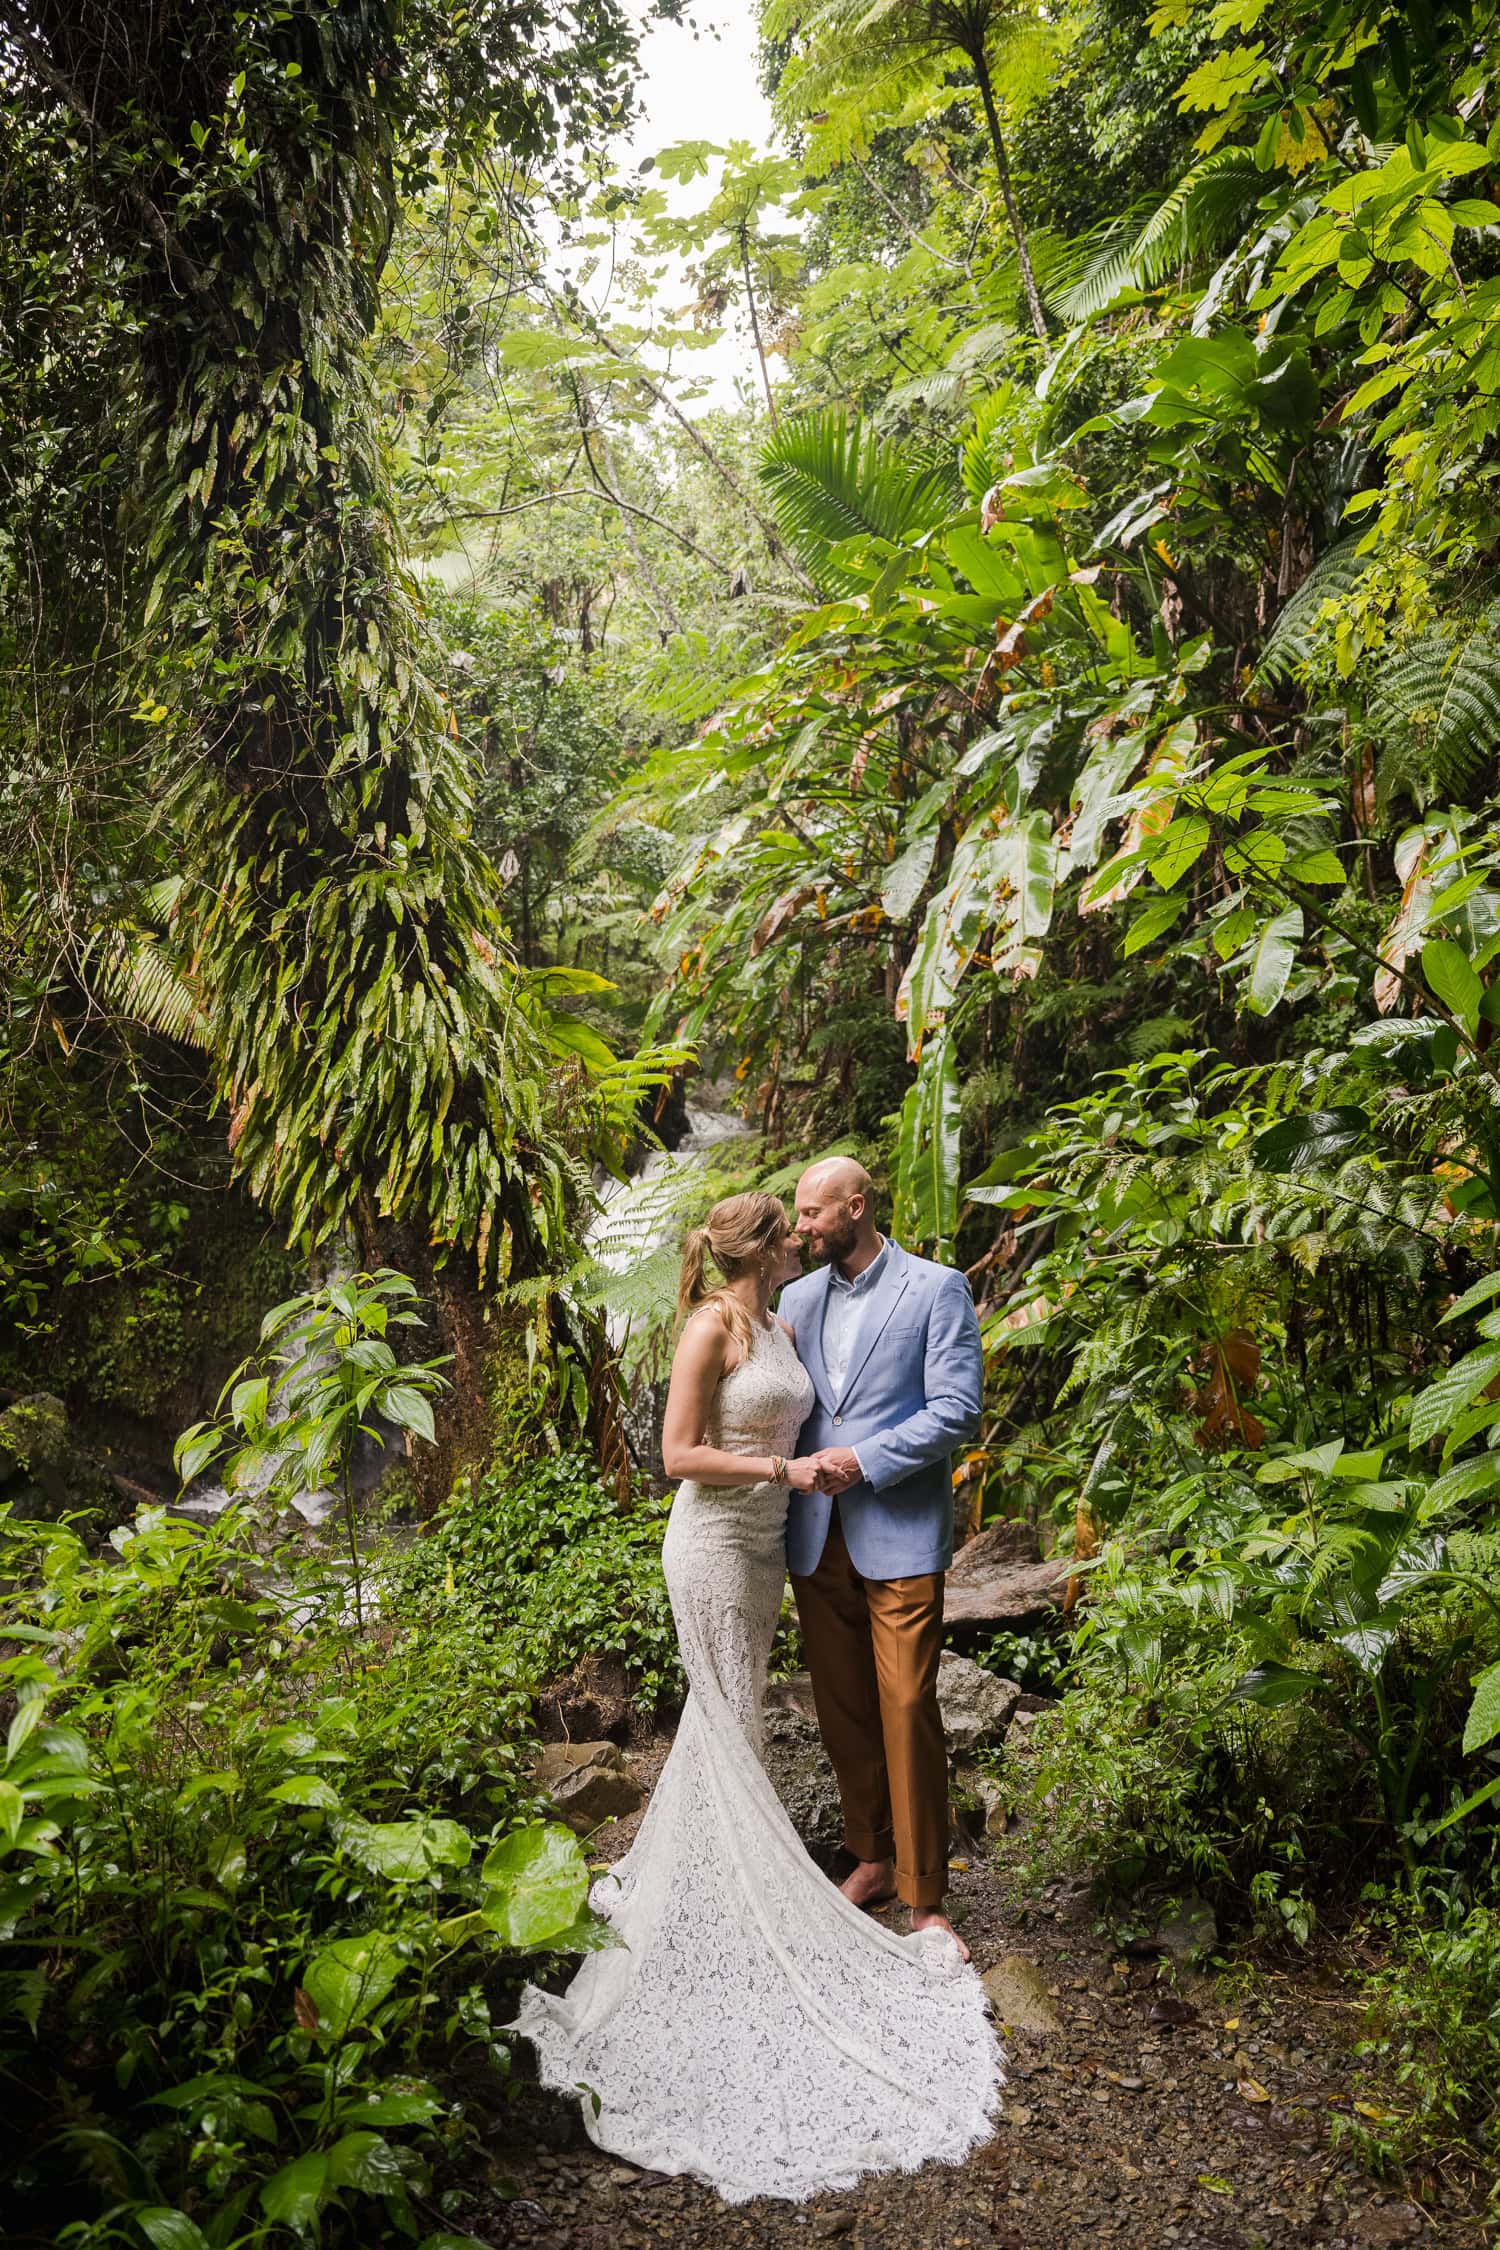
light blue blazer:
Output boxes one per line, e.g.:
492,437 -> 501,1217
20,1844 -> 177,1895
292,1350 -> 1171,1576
779,1241 -> 983,1581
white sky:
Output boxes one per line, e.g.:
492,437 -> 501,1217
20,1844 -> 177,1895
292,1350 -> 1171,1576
550,2 -> 785,414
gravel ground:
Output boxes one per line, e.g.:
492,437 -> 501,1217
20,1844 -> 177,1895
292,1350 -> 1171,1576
449,1733 -> 1490,2250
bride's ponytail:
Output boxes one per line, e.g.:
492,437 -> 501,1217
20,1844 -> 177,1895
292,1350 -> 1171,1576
675,1191 -> 789,1360
677,1226 -> 714,1330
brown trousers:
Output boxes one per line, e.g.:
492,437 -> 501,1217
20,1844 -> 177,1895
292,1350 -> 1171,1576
789,1507 -> 949,1908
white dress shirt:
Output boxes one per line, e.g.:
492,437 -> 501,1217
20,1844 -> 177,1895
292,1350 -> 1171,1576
820,1238 -> 890,1478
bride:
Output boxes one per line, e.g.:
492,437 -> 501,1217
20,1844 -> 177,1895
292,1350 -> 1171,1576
512,1191 -> 1003,2203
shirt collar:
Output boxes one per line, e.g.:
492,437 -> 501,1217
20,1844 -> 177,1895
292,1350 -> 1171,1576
829,1235 -> 889,1296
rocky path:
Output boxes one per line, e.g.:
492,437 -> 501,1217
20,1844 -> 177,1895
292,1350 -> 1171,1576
462,1687 -> 1487,2250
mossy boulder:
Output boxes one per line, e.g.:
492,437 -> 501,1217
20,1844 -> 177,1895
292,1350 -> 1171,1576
0,1393 -> 119,1534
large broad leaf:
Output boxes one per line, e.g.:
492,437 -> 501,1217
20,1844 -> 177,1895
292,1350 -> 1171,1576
1408,1345 -> 1500,1448
301,1930 -> 403,2041
1421,936 -> 1484,1036
1231,1661 -> 1323,1708
1463,1662 -> 1500,1756
893,1035 -> 962,1259
326,2130 -> 404,2192
1241,907 -> 1303,1015
881,830 -> 939,923
337,1815 -> 471,1884
1252,1107 -> 1370,1173
896,813 -> 1055,1057
480,1822 -> 589,1948
137,2214 -> 211,2250
260,2151 -> 329,2228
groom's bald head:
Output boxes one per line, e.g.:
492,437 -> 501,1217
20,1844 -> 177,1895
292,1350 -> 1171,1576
794,1157 -> 879,1267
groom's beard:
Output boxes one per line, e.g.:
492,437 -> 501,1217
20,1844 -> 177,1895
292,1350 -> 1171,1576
810,1218 -> 861,1268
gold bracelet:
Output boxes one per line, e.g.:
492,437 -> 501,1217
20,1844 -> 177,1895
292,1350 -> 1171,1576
771,1454 -> 786,1483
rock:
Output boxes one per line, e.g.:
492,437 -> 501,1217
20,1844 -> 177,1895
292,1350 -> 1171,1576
810,2214 -> 854,2237
533,1741 -> 644,1834
1351,2206 -> 1421,2247
1157,1891 -> 1218,1965
953,1766 -> 1009,1843
760,1699 -> 844,1849
537,1653 -> 635,1744
943,1524 -> 1071,1629
0,1394 -> 118,1534
954,1515 -> 1041,1569
982,1954 -> 1062,2033
937,1650 -> 1022,1753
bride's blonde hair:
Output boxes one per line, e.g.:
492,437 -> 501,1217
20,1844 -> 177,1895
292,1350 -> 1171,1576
677,1191 -> 789,1357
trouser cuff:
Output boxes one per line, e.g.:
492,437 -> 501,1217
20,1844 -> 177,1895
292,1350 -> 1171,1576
844,1829 -> 894,1865
898,1868 -> 948,1908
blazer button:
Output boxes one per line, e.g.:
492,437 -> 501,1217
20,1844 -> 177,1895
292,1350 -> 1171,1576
833,1415 -> 843,1426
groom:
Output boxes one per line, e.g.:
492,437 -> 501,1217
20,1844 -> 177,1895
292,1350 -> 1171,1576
780,1158 -> 983,1958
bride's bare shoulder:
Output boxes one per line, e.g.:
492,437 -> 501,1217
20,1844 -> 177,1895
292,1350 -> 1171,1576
677,1300 -> 741,1372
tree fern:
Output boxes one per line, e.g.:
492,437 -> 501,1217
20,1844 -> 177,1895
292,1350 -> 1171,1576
758,409 -> 958,592
1054,152 -> 1265,326
1255,538 -> 1370,686
1370,601 -> 1500,812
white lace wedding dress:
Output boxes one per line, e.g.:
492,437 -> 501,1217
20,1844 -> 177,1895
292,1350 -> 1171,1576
512,1316 -> 1004,2203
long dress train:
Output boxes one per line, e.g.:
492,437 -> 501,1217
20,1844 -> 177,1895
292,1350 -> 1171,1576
511,1316 -> 1004,2203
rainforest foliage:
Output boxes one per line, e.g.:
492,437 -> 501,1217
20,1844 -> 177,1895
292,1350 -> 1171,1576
4,0 -> 1500,2237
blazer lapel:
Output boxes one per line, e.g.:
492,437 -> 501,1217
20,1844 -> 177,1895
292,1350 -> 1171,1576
834,1243 -> 910,1409
800,1266 -> 837,1414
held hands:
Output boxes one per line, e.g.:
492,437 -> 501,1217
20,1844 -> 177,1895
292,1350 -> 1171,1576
781,1449 -> 863,1494
811,1446 -> 862,1493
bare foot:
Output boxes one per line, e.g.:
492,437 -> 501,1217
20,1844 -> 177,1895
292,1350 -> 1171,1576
840,1857 -> 897,1910
911,1905 -> 970,1962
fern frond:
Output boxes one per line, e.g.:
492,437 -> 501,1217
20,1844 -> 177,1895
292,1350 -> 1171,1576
1255,538 -> 1371,685
1054,152 -> 1265,325
90,930 -> 211,1048
1371,602 -> 1500,812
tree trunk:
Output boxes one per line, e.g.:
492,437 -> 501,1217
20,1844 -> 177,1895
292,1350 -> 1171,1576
969,46 -> 1049,345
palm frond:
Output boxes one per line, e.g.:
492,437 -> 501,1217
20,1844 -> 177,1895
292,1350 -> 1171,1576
1255,538 -> 1370,686
758,409 -> 958,591
1370,601 -> 1500,813
1055,152 -> 1265,326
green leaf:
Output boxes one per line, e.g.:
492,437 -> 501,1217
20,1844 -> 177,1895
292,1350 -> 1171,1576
893,1034 -> 962,1256
337,2087 -> 442,2128
302,1930 -> 403,2039
1409,1345 -> 1500,1448
137,2213 -> 210,2250
268,1775 -> 341,1811
881,831 -> 939,922
1463,1662 -> 1500,1757
338,1815 -> 471,1883
260,2150 -> 329,2228
1242,907 -> 1302,1015
381,1383 -> 436,1445
1287,849 -> 1346,885
479,1822 -> 589,1948
325,2130 -> 403,2192
1231,1662 -> 1322,1707
1422,937 -> 1483,1035
1123,892 -> 1187,956
1440,1270 -> 1500,1324
1148,814 -> 1209,890
1252,1108 -> 1368,1174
